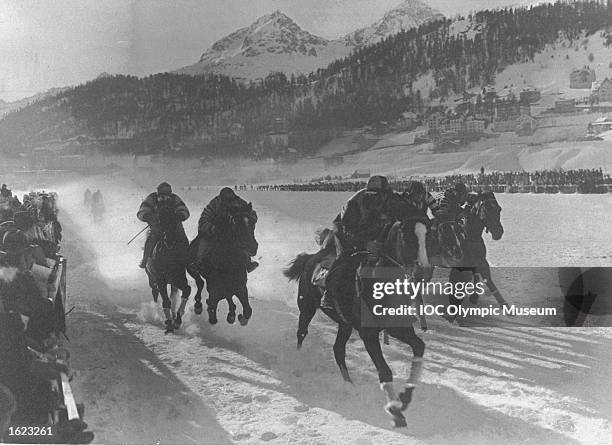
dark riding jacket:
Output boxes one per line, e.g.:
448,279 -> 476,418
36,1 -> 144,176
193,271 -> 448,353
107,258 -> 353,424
137,192 -> 190,233
338,188 -> 395,248
431,189 -> 465,221
198,195 -> 257,240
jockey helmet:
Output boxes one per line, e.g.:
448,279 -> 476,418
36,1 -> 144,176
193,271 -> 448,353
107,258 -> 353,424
157,182 -> 172,195
219,187 -> 236,202
366,175 -> 390,193
1,230 -> 31,254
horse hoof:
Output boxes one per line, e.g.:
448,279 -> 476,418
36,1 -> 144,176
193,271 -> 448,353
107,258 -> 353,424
384,401 -> 407,428
208,310 -> 218,325
174,314 -> 182,329
238,315 -> 249,326
227,312 -> 236,324
164,320 -> 174,334
194,301 -> 203,315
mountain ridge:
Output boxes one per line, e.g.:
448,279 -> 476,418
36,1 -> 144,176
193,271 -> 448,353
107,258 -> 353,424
177,1 -> 445,80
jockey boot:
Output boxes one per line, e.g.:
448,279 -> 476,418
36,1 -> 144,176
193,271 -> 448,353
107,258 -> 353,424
246,259 -> 259,273
139,257 -> 146,269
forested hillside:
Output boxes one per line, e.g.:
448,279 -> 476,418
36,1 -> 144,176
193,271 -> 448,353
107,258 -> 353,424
1,1 -> 611,158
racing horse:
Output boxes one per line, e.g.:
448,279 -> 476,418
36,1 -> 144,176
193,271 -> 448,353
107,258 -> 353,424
426,191 -> 465,268
284,218 -> 430,428
145,205 -> 191,334
449,190 -> 508,314
187,203 -> 257,326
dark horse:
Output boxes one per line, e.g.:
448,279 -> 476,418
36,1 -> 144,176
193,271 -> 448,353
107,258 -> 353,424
145,206 -> 191,334
449,190 -> 508,314
284,219 -> 429,428
187,203 -> 257,326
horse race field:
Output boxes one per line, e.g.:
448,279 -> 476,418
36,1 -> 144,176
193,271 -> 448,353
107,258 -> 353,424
42,174 -> 612,444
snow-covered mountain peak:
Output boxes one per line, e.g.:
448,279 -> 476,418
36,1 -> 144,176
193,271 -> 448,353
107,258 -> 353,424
345,0 -> 444,46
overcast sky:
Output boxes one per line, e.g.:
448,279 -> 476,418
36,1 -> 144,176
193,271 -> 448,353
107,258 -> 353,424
0,0 -> 543,102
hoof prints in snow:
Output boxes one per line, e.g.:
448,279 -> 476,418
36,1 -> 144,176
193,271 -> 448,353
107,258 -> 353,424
125,322 -> 418,445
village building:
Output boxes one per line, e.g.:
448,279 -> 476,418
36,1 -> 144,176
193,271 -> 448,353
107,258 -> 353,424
591,78 -> 612,102
555,98 -> 576,113
570,67 -> 596,89
519,87 -> 541,104
516,114 -> 538,136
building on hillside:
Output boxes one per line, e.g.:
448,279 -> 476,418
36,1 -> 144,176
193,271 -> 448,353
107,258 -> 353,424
591,78 -> 612,102
570,67 -> 596,89
520,87 -> 541,104
447,119 -> 464,133
426,112 -> 446,133
433,137 -> 462,153
267,132 -> 289,148
351,169 -> 371,179
587,116 -> 612,135
465,118 -> 485,134
555,98 -> 576,113
482,86 -> 497,101
495,100 -> 521,121
516,114 -> 537,136
492,119 -> 518,133
398,111 -> 417,130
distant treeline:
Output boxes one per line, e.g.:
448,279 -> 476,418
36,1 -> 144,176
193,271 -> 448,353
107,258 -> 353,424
1,1 -> 611,156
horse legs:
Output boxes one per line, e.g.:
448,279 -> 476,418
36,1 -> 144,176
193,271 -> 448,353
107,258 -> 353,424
186,267 -> 204,315
446,268 -> 471,323
387,326 -> 425,413
333,323 -> 353,383
359,329 -> 406,427
206,293 -> 220,325
174,282 -> 192,330
478,262 -> 510,309
415,290 -> 427,332
235,287 -> 252,326
296,281 -> 320,348
226,297 -> 237,324
158,282 -> 174,334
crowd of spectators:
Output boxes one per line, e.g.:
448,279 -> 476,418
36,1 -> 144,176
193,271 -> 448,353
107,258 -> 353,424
0,184 -> 91,443
254,168 -> 611,193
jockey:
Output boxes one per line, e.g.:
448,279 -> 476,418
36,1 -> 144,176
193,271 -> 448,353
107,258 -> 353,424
194,187 -> 259,272
321,175 -> 395,317
137,182 -> 190,269
399,180 -> 437,219
431,182 -> 469,222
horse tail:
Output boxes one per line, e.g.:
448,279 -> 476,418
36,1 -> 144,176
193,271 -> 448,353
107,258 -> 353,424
283,253 -> 312,281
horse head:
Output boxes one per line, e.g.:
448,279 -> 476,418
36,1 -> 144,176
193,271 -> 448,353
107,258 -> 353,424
158,204 -> 180,248
474,191 -> 504,241
227,202 -> 258,256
